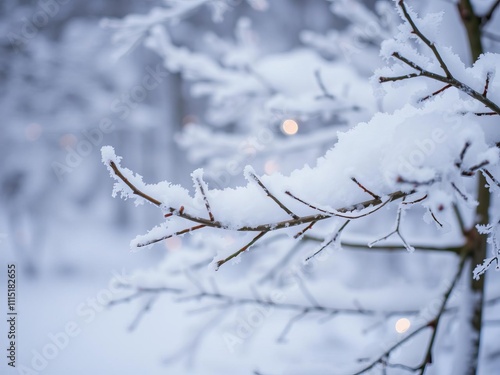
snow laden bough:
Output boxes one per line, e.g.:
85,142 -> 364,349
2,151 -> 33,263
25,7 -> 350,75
101,1 -> 500,277
101,95 -> 499,271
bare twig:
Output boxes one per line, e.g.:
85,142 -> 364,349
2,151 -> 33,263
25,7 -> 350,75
112,285 -> 429,318
137,225 -> 206,247
483,169 -> 500,188
451,182 -> 469,202
456,141 -> 471,169
215,231 -> 268,269
419,84 -> 452,102
293,221 -> 317,239
285,190 -> 393,219
195,177 -> 215,221
398,0 -> 452,78
483,72 -> 492,96
402,194 -> 428,205
314,69 -> 335,100
474,111 -> 498,116
277,310 -> 309,343
248,171 -> 299,220
429,209 -> 444,227
128,295 -> 157,331
369,202 -> 413,252
109,161 -> 162,206
305,220 -> 350,261
351,177 -> 380,199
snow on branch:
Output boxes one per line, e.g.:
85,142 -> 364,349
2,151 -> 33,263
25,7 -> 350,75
102,0 -> 500,277
102,95 -> 499,268
377,1 -> 500,116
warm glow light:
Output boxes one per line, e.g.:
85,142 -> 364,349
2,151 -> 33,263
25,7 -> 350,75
264,160 -> 279,175
281,119 -> 299,135
395,318 -> 411,333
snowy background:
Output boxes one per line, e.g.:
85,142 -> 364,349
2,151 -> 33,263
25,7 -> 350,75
1,0 -> 500,374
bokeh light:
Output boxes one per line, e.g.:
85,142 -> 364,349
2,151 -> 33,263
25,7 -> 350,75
281,119 -> 299,135
395,318 -> 411,333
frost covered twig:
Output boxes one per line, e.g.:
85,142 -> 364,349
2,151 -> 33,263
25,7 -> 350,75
215,231 -> 267,269
419,84 -> 452,102
137,224 -> 207,247
351,254 -> 467,375
397,0 -> 451,78
109,161 -> 162,206
305,220 -> 350,261
195,176 -> 215,222
368,201 -> 414,252
381,52 -> 500,114
248,170 -> 299,220
105,154 -> 413,258
482,168 -> 500,188
379,2 -> 500,115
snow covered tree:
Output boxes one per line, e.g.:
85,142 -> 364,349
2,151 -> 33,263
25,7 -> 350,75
102,1 -> 500,374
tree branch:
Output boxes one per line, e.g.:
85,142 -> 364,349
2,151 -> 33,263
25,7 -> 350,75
398,0 -> 452,78
248,171 -> 299,220
351,253 -> 467,375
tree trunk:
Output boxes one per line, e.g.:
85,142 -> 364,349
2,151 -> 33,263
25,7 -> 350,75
458,1 -> 487,373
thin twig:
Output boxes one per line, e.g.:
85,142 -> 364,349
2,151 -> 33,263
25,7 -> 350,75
285,190 -> 393,219
248,171 -> 299,220
277,310 -> 309,343
293,221 -> 317,239
351,177 -> 380,199
109,161 -> 162,206
369,202 -> 413,252
474,111 -> 498,116
137,225 -> 206,247
128,295 -> 157,331
419,84 -> 452,102
483,169 -> 500,188
483,71 -> 492,96
195,177 -> 215,221
352,254 -> 467,375
451,182 -> 469,202
215,231 -> 268,269
402,194 -> 428,205
398,0 -> 451,77
305,220 -> 350,261
429,209 -> 443,227
456,141 -> 471,169
314,69 -> 335,100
